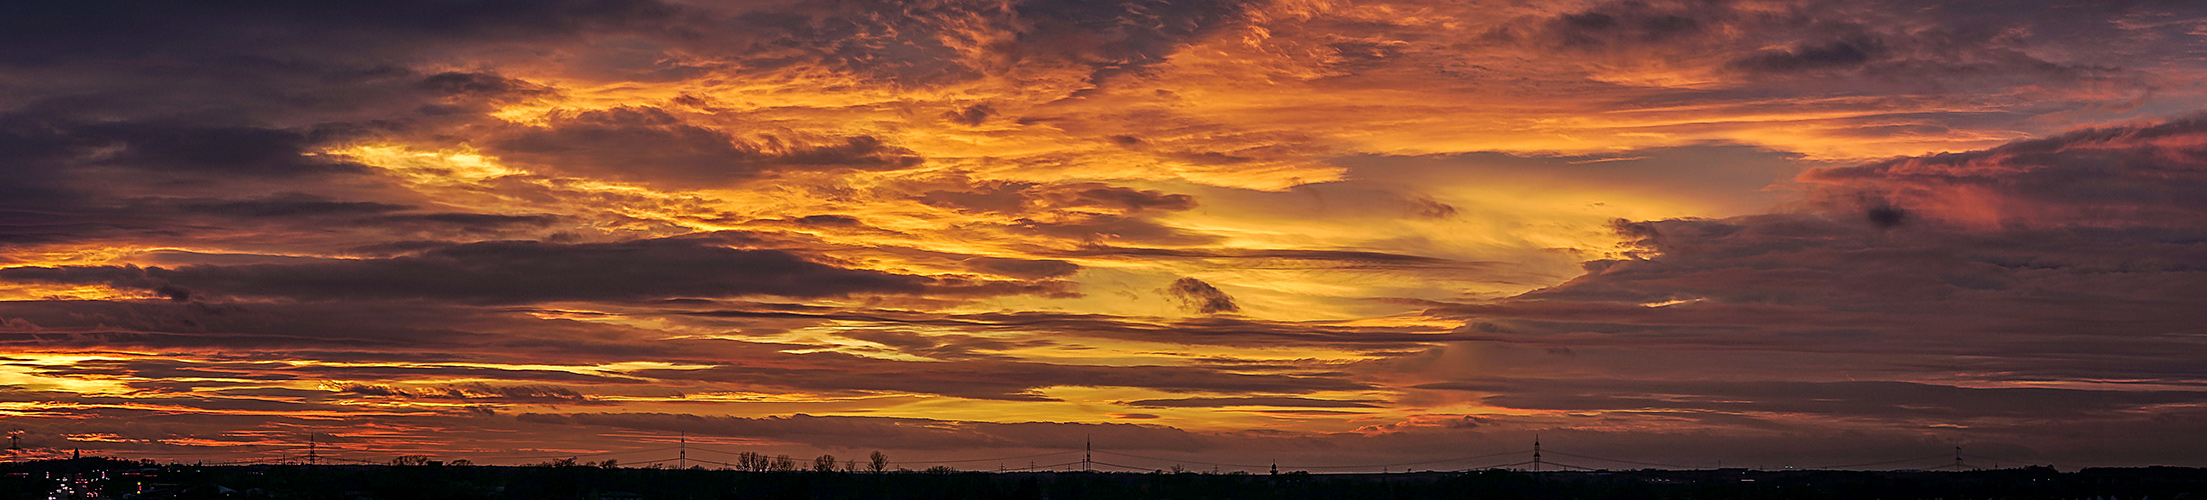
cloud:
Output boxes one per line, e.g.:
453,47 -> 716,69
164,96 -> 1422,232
1414,118 -> 2207,394
1802,115 -> 2207,229
632,350 -> 1367,401
1122,397 -> 1380,409
960,257 -> 1081,280
335,383 -> 605,406
1422,378 -> 2207,420
1014,215 -> 1221,246
0,113 -> 371,222
711,0 -> 1257,87
1727,36 -> 1886,73
1061,246 -> 1479,271
489,107 -> 922,189
0,0 -> 680,65
1166,277 -> 1239,314
1513,2 -> 1709,50
6,0 -> 2207,470
916,180 -> 1198,215
166,195 -> 412,218
1030,183 -> 1198,213
0,234 -> 933,303
515,412 -> 1222,452
681,307 -> 1458,349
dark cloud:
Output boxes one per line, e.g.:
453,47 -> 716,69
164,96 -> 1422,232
717,0 -> 1256,87
416,72 -> 555,100
336,383 -> 605,406
1489,0 -> 1717,51
1010,0 -> 1255,84
1013,214 -> 1221,246
1122,396 -> 1381,409
1864,204 -> 1909,229
0,0 -> 680,66
1061,246 -> 1478,270
1166,277 -> 1239,314
1424,378 -> 2207,420
0,298 -> 1374,403
33,358 -> 298,382
0,235 -> 931,303
166,195 -> 412,218
1410,197 -> 1458,219
1418,121 -> 2207,389
791,214 -> 863,226
0,298 -> 758,368
1030,183 -> 1198,213
836,330 -> 1053,361
1728,36 -> 1886,72
66,121 -> 366,176
634,350 -> 1365,401
961,257 -> 1081,279
681,307 -> 1454,349
0,113 -> 365,181
0,111 -> 403,246
1804,115 -> 2207,229
1486,0 -> 2162,98
489,107 -> 922,188
354,212 -> 568,233
516,412 -> 1221,452
17,352 -> 646,387
943,103 -> 995,126
917,180 -> 1197,215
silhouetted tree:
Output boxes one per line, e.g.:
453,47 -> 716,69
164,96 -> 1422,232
771,454 -> 797,472
869,451 -> 888,473
814,454 -> 838,472
737,452 -> 770,472
388,455 -> 433,466
534,457 -> 579,467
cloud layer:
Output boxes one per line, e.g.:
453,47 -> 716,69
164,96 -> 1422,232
1,0 -> 2204,470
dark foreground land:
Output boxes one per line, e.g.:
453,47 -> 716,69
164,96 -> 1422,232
8,457 -> 2203,500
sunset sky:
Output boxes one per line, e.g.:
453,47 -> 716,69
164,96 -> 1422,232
2,0 -> 2206,471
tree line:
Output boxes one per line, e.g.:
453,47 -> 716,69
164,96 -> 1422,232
500,450 -> 894,472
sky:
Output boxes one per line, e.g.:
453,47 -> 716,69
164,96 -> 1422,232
1,0 -> 2205,472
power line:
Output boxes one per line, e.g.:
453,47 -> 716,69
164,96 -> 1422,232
1541,450 -> 1697,469
1087,460 -> 1154,472
893,450 -> 1083,465
1541,461 -> 1603,471
443,445 -> 684,461
1031,460 -> 1083,470
1461,460 -> 1535,471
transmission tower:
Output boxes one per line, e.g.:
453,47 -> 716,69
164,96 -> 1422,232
679,433 -> 687,469
306,433 -> 319,466
1532,435 -> 1542,473
1083,435 -> 1092,472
